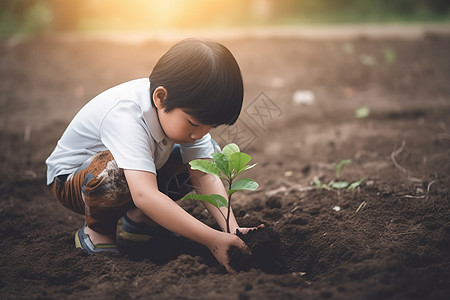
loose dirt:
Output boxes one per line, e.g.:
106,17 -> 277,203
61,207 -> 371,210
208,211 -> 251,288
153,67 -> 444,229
1,31 -> 449,299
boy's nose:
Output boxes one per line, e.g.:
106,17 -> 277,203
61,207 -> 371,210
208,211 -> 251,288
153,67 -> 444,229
190,126 -> 211,140
190,131 -> 205,140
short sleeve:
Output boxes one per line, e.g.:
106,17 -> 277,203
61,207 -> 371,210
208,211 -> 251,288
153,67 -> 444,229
179,133 -> 214,164
100,100 -> 157,174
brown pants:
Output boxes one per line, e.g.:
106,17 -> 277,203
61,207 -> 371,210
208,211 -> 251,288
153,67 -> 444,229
51,147 -> 193,236
51,151 -> 133,235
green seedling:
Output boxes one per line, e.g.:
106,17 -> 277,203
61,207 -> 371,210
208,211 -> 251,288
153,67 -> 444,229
332,159 -> 352,179
384,48 -> 396,64
181,143 -> 258,233
315,159 -> 364,192
347,178 -> 364,191
329,180 -> 350,189
314,178 -> 330,190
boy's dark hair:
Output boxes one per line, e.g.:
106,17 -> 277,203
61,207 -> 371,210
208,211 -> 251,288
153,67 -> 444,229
149,38 -> 243,126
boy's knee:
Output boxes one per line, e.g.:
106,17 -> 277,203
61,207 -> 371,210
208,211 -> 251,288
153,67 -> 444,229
82,151 -> 131,207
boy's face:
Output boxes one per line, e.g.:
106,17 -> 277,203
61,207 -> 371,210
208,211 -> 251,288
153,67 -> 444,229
157,107 -> 215,144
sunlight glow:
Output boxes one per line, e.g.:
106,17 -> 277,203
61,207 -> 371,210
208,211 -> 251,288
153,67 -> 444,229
78,0 -> 270,30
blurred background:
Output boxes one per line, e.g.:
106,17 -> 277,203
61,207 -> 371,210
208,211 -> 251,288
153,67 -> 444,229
1,0 -> 450,36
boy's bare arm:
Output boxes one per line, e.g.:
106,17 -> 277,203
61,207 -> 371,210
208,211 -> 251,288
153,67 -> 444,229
123,169 -> 250,272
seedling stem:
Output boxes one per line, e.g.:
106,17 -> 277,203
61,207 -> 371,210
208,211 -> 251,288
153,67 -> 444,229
181,143 -> 258,233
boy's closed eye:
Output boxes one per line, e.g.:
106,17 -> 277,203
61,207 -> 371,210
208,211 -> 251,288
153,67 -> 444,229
188,120 -> 199,127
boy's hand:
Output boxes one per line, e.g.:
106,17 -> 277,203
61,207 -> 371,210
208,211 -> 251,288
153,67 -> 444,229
207,231 -> 251,274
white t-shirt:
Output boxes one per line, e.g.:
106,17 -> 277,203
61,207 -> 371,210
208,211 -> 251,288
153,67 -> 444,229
46,78 -> 214,185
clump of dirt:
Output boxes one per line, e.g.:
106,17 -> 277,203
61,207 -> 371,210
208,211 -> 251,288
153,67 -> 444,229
228,226 -> 288,274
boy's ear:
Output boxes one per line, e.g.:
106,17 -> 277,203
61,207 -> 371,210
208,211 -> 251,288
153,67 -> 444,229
153,86 -> 167,109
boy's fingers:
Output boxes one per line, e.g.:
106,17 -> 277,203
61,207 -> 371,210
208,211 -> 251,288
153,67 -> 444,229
237,224 -> 265,235
237,239 -> 251,256
223,239 -> 250,273
224,263 -> 237,274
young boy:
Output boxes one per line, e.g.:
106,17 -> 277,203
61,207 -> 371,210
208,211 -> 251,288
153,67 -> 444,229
46,38 -> 257,273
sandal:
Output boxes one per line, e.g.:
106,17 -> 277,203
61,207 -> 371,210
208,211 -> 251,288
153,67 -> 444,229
75,225 -> 121,256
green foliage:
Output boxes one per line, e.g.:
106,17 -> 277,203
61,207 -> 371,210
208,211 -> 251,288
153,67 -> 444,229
199,144 -> 257,181
279,0 -> 450,24
314,178 -> 330,190
181,143 -> 258,233
384,48 -> 396,64
181,193 -> 228,208
332,159 -> 352,179
222,143 -> 240,158
188,160 -> 221,177
229,178 -> 259,196
316,159 -> 364,192
0,0 -> 53,35
329,180 -> 350,189
347,178 -> 364,190
1,0 -> 449,36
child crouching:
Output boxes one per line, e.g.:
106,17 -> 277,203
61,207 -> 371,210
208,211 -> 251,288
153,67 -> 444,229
46,38 -> 259,273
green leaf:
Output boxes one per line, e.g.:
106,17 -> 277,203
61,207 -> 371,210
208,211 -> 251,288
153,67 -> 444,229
329,181 -> 349,189
314,178 -> 330,190
238,163 -> 257,174
181,193 -> 228,208
229,152 -> 251,176
384,48 -> 396,64
332,159 -> 352,178
189,159 -> 221,177
314,178 -> 323,188
228,178 -> 259,195
348,178 -> 364,190
222,143 -> 240,159
212,152 -> 230,178
332,159 -> 352,170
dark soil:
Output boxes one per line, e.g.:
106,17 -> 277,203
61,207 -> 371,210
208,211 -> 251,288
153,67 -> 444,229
1,32 -> 450,299
228,226 -> 288,274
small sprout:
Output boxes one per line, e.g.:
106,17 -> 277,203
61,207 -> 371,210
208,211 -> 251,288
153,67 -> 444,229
332,159 -> 352,179
181,143 -> 258,233
314,178 -> 330,190
314,178 -> 322,188
347,178 -> 364,191
315,160 -> 364,193
384,48 -> 396,64
329,180 -> 350,189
